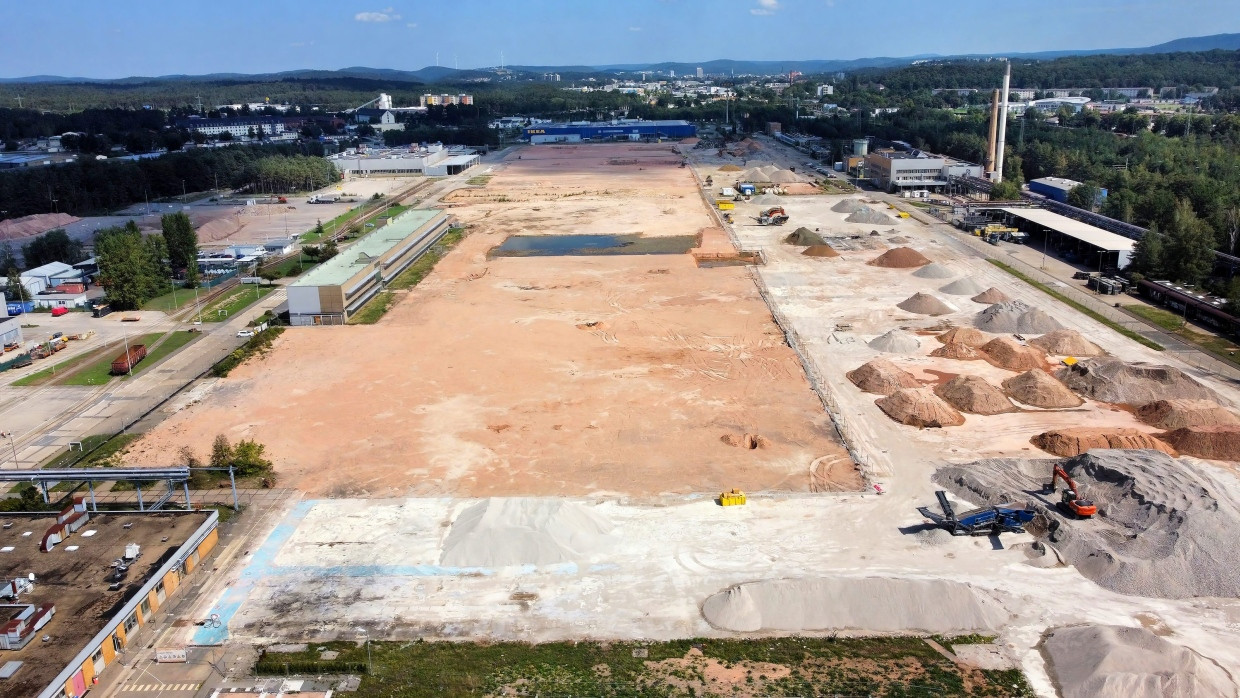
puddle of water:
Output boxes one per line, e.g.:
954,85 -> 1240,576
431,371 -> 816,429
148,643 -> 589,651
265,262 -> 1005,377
489,234 -> 697,258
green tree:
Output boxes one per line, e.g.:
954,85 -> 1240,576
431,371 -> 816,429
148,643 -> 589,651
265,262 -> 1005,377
4,268 -> 31,302
145,233 -> 172,281
1067,183 -> 1100,211
991,180 -> 1021,201
94,221 -> 166,309
313,220 -> 325,239
232,439 -> 273,477
1128,224 -> 1166,278
21,229 -> 86,267
209,434 -> 234,469
160,211 -> 199,273
0,243 -> 17,274
1164,200 -> 1216,286
322,238 -> 339,260
1227,278 -> 1240,317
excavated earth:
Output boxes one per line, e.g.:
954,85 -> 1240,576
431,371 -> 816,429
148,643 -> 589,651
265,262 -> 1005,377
1029,329 -> 1105,357
980,337 -> 1047,371
937,326 -> 991,347
1030,427 -> 1177,457
1137,399 -> 1240,430
1158,425 -> 1240,461
1055,358 -> 1221,406
1001,370 -> 1083,408
876,388 -> 966,428
847,358 -> 921,396
934,375 -> 1016,415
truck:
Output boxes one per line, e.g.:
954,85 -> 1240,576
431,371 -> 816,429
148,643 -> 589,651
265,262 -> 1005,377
110,344 -> 148,375
92,303 -> 112,318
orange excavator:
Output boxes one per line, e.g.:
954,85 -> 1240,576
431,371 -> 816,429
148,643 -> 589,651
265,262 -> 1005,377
1044,465 -> 1098,519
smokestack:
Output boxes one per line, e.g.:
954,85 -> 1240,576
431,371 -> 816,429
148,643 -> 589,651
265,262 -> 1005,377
986,89 -> 999,175
994,62 -> 1011,184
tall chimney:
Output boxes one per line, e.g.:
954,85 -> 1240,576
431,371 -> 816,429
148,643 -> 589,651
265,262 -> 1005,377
986,89 -> 1000,175
994,61 -> 1011,184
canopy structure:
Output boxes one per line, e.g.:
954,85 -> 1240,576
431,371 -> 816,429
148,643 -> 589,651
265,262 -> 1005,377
1000,207 -> 1135,268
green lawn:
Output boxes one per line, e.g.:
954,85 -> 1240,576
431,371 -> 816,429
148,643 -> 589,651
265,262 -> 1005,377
347,291 -> 396,325
466,175 -> 492,186
133,331 -> 199,371
59,333 -> 164,386
142,286 -> 202,312
200,285 -> 276,322
12,344 -> 116,387
260,256 -> 318,279
302,198 -> 386,242
1126,304 -> 1240,368
347,228 -> 466,325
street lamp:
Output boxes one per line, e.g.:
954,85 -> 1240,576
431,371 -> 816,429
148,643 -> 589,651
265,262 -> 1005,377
0,431 -> 17,466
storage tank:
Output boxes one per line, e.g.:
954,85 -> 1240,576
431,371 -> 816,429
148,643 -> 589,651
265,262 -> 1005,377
852,139 -> 868,157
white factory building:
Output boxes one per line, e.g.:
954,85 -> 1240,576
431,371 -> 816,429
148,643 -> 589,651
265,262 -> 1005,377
327,144 -> 479,177
178,116 -> 286,138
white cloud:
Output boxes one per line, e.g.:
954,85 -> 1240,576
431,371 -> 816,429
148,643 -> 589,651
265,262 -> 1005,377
751,0 -> 779,13
355,8 -> 400,22
406,22 -> 418,28
629,26 -> 642,31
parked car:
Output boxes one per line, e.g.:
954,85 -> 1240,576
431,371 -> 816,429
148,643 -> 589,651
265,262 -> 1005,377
50,307 -> 69,317
236,330 -> 255,338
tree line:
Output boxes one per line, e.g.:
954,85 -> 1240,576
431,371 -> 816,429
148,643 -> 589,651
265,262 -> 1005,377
94,211 -> 200,310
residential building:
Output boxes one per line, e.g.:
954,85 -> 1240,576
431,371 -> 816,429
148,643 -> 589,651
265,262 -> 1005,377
354,109 -> 403,132
419,94 -> 474,107
177,116 -> 286,139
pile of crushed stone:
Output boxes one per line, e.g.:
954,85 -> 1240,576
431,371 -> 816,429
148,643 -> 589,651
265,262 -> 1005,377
938,277 -> 989,296
887,235 -> 910,244
934,449 -> 1240,598
937,326 -> 990,347
769,169 -> 799,183
1031,428 -> 1176,457
751,193 -> 782,205
935,375 -> 1016,415
784,227 -> 827,245
802,245 -> 840,258
847,358 -> 921,395
846,207 -> 897,225
440,498 -> 615,568
930,342 -> 983,360
897,292 -> 956,316
740,167 -> 772,183
971,287 -> 1012,304
831,198 -> 868,213
1043,625 -> 1237,698
701,577 -> 1006,633
1137,399 -> 1240,430
868,247 -> 930,268
974,300 -> 1064,334
867,329 -> 921,354
980,337 -> 1047,371
717,163 -> 743,172
911,262 -> 955,279
1158,425 -> 1240,461
1029,329 -> 1104,357
877,388 -> 965,427
1056,359 -> 1220,406
1002,370 -> 1082,408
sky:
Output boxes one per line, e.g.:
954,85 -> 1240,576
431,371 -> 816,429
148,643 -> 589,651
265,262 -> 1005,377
4,0 -> 1239,78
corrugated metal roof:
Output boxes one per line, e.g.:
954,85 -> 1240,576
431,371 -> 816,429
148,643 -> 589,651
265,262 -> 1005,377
291,209 -> 444,287
999,208 -> 1135,252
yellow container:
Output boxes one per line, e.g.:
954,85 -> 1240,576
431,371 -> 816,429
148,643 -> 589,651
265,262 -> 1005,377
1061,356 -> 1078,367
719,489 -> 747,506
716,200 -> 735,211
897,212 -> 910,218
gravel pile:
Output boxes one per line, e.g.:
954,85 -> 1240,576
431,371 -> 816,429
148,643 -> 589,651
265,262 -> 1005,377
846,207 -> 898,225
1056,358 -> 1220,406
717,163 -> 743,172
938,277 -> 989,296
831,198 -> 868,213
934,449 -> 1240,598
868,247 -> 930,268
1158,425 -> 1240,461
1043,625 -> 1237,698
768,169 -> 799,183
930,342 -> 984,360
936,327 -> 990,347
847,358 -> 921,395
1030,428 -> 1177,457
802,245 -> 840,257
877,388 -> 966,427
701,577 -> 1006,633
784,227 -> 827,245
1028,329 -> 1104,357
440,498 -> 615,568
1001,370 -> 1083,408
867,329 -> 921,354
741,167 -> 772,183
1137,399 -> 1240,430
974,300 -> 1064,334
887,235 -> 910,244
935,375 -> 1016,415
897,292 -> 956,316
911,263 -> 956,279
980,337 -> 1047,371
970,287 -> 1012,304
751,193 -> 782,205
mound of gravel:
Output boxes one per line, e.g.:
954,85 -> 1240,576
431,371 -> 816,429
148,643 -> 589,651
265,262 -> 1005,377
802,245 -> 840,258
938,277 -> 989,296
934,449 -> 1240,598
1159,425 -> 1240,461
887,235 -> 910,244
897,292 -> 956,316
980,337 -> 1047,371
831,198 -> 868,213
440,498 -> 615,568
930,342 -> 984,360
751,193 -> 782,205
971,287 -> 1012,304
701,577 -> 1005,633
877,388 -> 966,428
741,168 -> 772,183
1044,625 -> 1237,698
1028,329 -> 1104,357
769,169 -> 799,183
784,227 -> 827,245
1056,359 -> 1220,406
974,300 -> 1064,334
1002,370 -> 1083,408
846,207 -> 897,225
867,329 -> 921,354
847,358 -> 921,396
937,326 -> 990,347
717,163 -> 743,172
1137,399 -> 1240,430
911,263 -> 955,279
868,246 -> 930,268
1031,428 -> 1177,457
935,375 -> 1016,415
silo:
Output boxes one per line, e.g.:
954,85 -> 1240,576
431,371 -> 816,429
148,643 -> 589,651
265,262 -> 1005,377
852,138 -> 868,157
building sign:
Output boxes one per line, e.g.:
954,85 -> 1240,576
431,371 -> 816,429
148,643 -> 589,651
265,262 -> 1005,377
155,648 -> 187,663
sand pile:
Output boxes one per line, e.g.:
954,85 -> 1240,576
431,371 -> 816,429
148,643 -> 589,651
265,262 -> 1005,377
930,343 -> 983,360
938,277 -> 989,296
911,263 -> 955,279
847,358 -> 920,396
1137,399 -> 1240,430
970,287 -> 1012,304
802,245 -> 840,258
877,388 -> 966,427
831,199 -> 867,213
784,227 -> 827,245
935,375 -> 1016,415
440,498 -> 615,568
1044,625 -> 1237,698
974,300 -> 1063,334
897,292 -> 955,316
846,207 -> 897,225
196,215 -> 244,242
718,163 -> 743,172
935,449 -> 1240,598
0,212 -> 81,241
751,193 -> 781,205
1029,329 -> 1104,357
701,577 -> 1005,633
740,168 -> 772,183
867,329 -> 921,354
1056,359 -> 1220,406
887,235 -> 910,244
1159,425 -> 1240,461
768,169 -> 799,183
868,247 -> 929,268
980,337 -> 1047,371
1002,370 -> 1083,408
937,327 -> 990,347
1031,428 -> 1177,457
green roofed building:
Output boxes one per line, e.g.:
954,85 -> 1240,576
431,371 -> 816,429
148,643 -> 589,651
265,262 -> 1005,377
287,208 -> 453,325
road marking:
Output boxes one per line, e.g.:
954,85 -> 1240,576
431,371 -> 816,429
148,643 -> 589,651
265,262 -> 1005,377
121,683 -> 201,692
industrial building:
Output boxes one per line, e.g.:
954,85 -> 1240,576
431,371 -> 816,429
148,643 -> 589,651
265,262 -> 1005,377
326,144 -> 479,177
1028,176 -> 1107,204
998,207 -> 1134,269
287,209 -> 454,325
864,149 -> 983,192
522,120 -> 696,144
419,94 -> 473,107
0,297 -> 22,347
177,116 -> 286,139
0,506 -> 219,698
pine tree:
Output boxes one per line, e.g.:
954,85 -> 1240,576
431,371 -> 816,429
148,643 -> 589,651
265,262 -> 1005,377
209,434 -> 233,469
5,268 -> 31,302
1164,199 -> 1216,286
1129,223 -> 1166,278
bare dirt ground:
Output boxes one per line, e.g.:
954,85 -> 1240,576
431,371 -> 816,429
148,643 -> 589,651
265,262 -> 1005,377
127,144 -> 857,498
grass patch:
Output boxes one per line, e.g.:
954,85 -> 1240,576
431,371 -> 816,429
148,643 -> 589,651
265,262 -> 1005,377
142,286 -> 201,312
1126,304 -> 1240,367
988,260 -> 1164,351
59,333 -> 164,386
302,198 -> 387,242
347,228 -> 467,325
1124,303 -> 1185,331
466,175 -> 492,186
200,285 -> 276,322
253,636 -> 1032,697
260,256 -> 318,279
347,292 -> 396,325
12,344 -> 115,386
381,204 -> 412,219
134,331 -> 199,372
212,327 -> 285,377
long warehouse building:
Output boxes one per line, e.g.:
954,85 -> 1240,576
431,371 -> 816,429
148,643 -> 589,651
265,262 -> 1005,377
999,207 -> 1135,269
523,119 -> 695,144
287,208 -> 454,326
